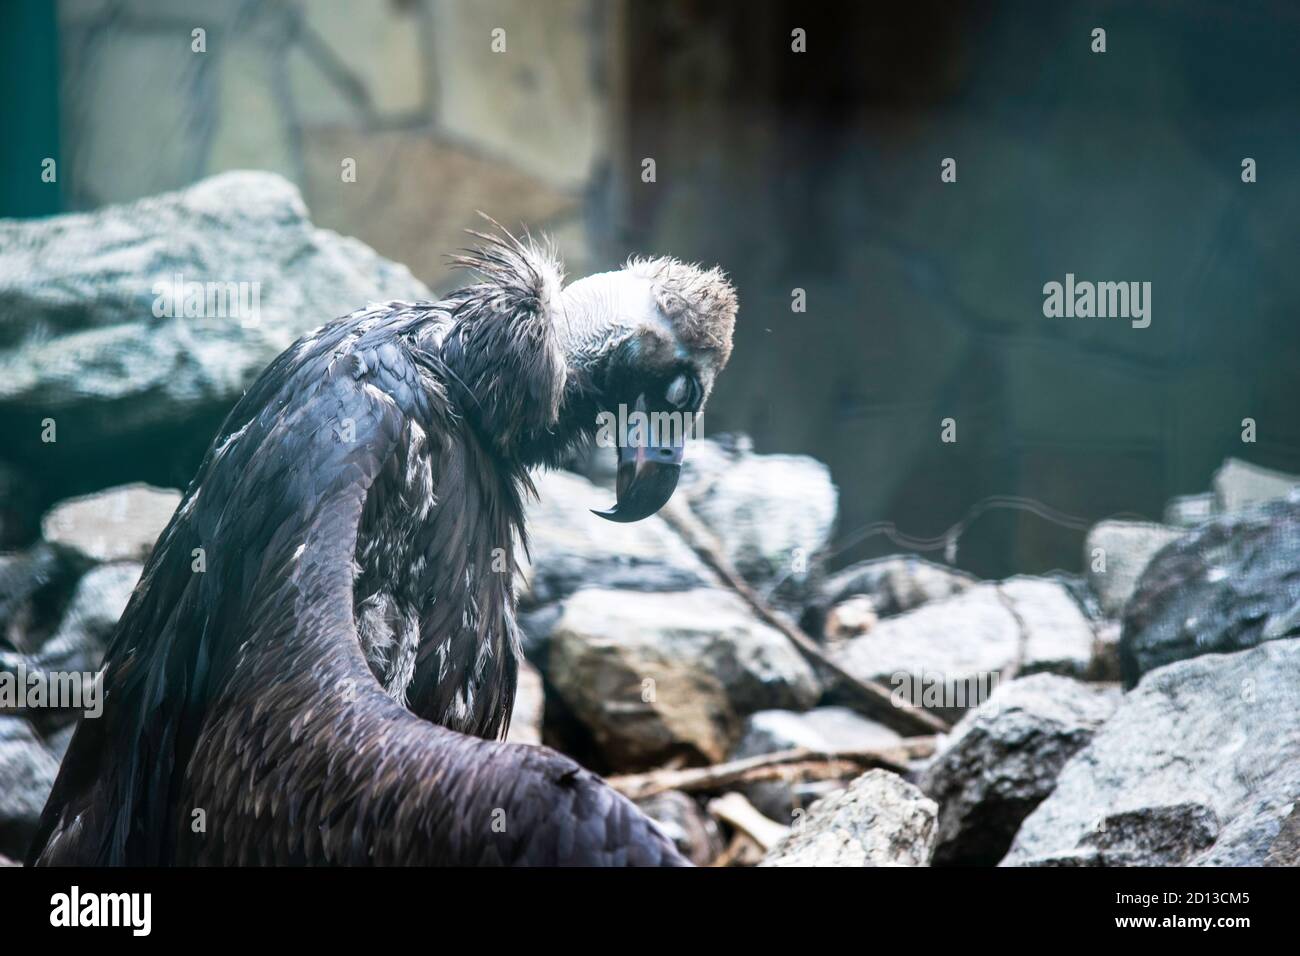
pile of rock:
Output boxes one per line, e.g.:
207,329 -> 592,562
4,177 -> 1298,867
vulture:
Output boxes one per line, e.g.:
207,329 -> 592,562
27,230 -> 737,866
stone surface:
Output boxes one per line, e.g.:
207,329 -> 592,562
431,0 -> 607,190
679,436 -> 837,604
0,172 -> 432,504
732,707 -> 903,821
1002,638 -> 1300,867
815,554 -> 977,623
0,545 -> 77,654
41,486 -> 177,565
635,790 -> 724,866
1164,492 -> 1216,529
301,128 -> 577,288
1084,520 -> 1185,617
2,562 -> 142,705
505,660 -> 545,746
546,587 -> 820,769
919,674 -> 1119,865
1213,458 -> 1300,514
823,595 -> 878,643
43,722 -> 78,764
0,715 -> 60,860
830,577 -> 1096,722
1119,493 -> 1300,688
519,469 -> 714,608
760,769 -> 938,867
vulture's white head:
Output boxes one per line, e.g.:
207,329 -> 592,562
556,257 -> 737,522
449,227 -> 738,522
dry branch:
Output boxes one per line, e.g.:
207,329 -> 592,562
660,499 -> 950,736
609,736 -> 938,801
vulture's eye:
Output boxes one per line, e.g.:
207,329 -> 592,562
665,372 -> 699,409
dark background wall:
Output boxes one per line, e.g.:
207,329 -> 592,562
2,0 -> 1298,579
605,0 -> 1300,577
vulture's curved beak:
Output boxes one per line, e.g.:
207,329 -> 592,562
591,396 -> 686,523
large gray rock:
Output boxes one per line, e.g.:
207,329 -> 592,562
519,469 -> 714,608
1119,493 -> 1300,688
919,674 -> 1119,865
760,769 -> 938,867
1213,458 -> 1300,514
1084,520 -> 1185,617
732,707 -> 903,821
0,171 -> 432,503
41,484 -> 178,564
830,577 -> 1096,722
679,435 -> 837,603
1002,638 -> 1300,867
546,587 -> 820,769
0,715 -> 60,860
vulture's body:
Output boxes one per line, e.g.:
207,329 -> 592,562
28,234 -> 737,866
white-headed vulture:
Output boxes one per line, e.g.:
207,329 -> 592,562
27,229 -> 737,866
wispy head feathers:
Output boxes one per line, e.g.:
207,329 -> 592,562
449,217 -> 565,325
625,256 -> 738,367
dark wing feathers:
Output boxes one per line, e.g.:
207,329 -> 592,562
30,301 -> 685,867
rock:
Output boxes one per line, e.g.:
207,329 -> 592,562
1265,805 -> 1300,866
0,172 -> 432,506
830,577 -> 1095,722
43,722 -> 77,764
1002,637 -> 1300,867
0,562 -> 141,729
37,562 -> 141,673
760,769 -> 938,867
519,469 -> 714,608
815,555 -> 977,623
1213,458 -> 1300,514
635,790 -> 724,866
679,436 -> 837,604
1164,492 -> 1215,529
732,707 -> 903,821
1119,493 -> 1300,687
1089,620 -> 1123,682
0,715 -> 60,860
41,485 -> 179,564
546,587 -> 820,769
0,544 -> 78,654
505,660 -> 545,746
1084,520 -> 1185,617
918,674 -> 1119,865
823,595 -> 878,643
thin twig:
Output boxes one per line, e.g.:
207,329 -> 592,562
608,737 -> 938,801
659,499 -> 950,736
